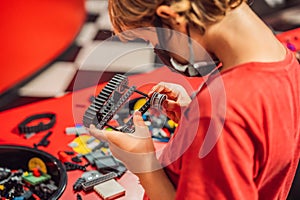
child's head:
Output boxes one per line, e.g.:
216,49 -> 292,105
108,0 -> 247,37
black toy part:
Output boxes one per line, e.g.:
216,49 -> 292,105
83,74 -> 167,133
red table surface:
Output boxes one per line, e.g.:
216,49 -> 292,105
0,67 -> 202,199
276,28 -> 300,54
0,0 -> 86,93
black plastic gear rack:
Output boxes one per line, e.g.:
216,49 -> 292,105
83,74 -> 166,133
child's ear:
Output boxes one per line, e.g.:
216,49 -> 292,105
156,5 -> 178,20
156,5 -> 187,32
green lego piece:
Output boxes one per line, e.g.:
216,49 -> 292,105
22,172 -> 51,186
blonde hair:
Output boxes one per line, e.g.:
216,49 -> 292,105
108,0 -> 247,38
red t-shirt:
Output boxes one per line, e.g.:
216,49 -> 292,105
158,49 -> 300,199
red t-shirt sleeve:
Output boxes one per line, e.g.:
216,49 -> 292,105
168,117 -> 259,200
160,50 -> 299,199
